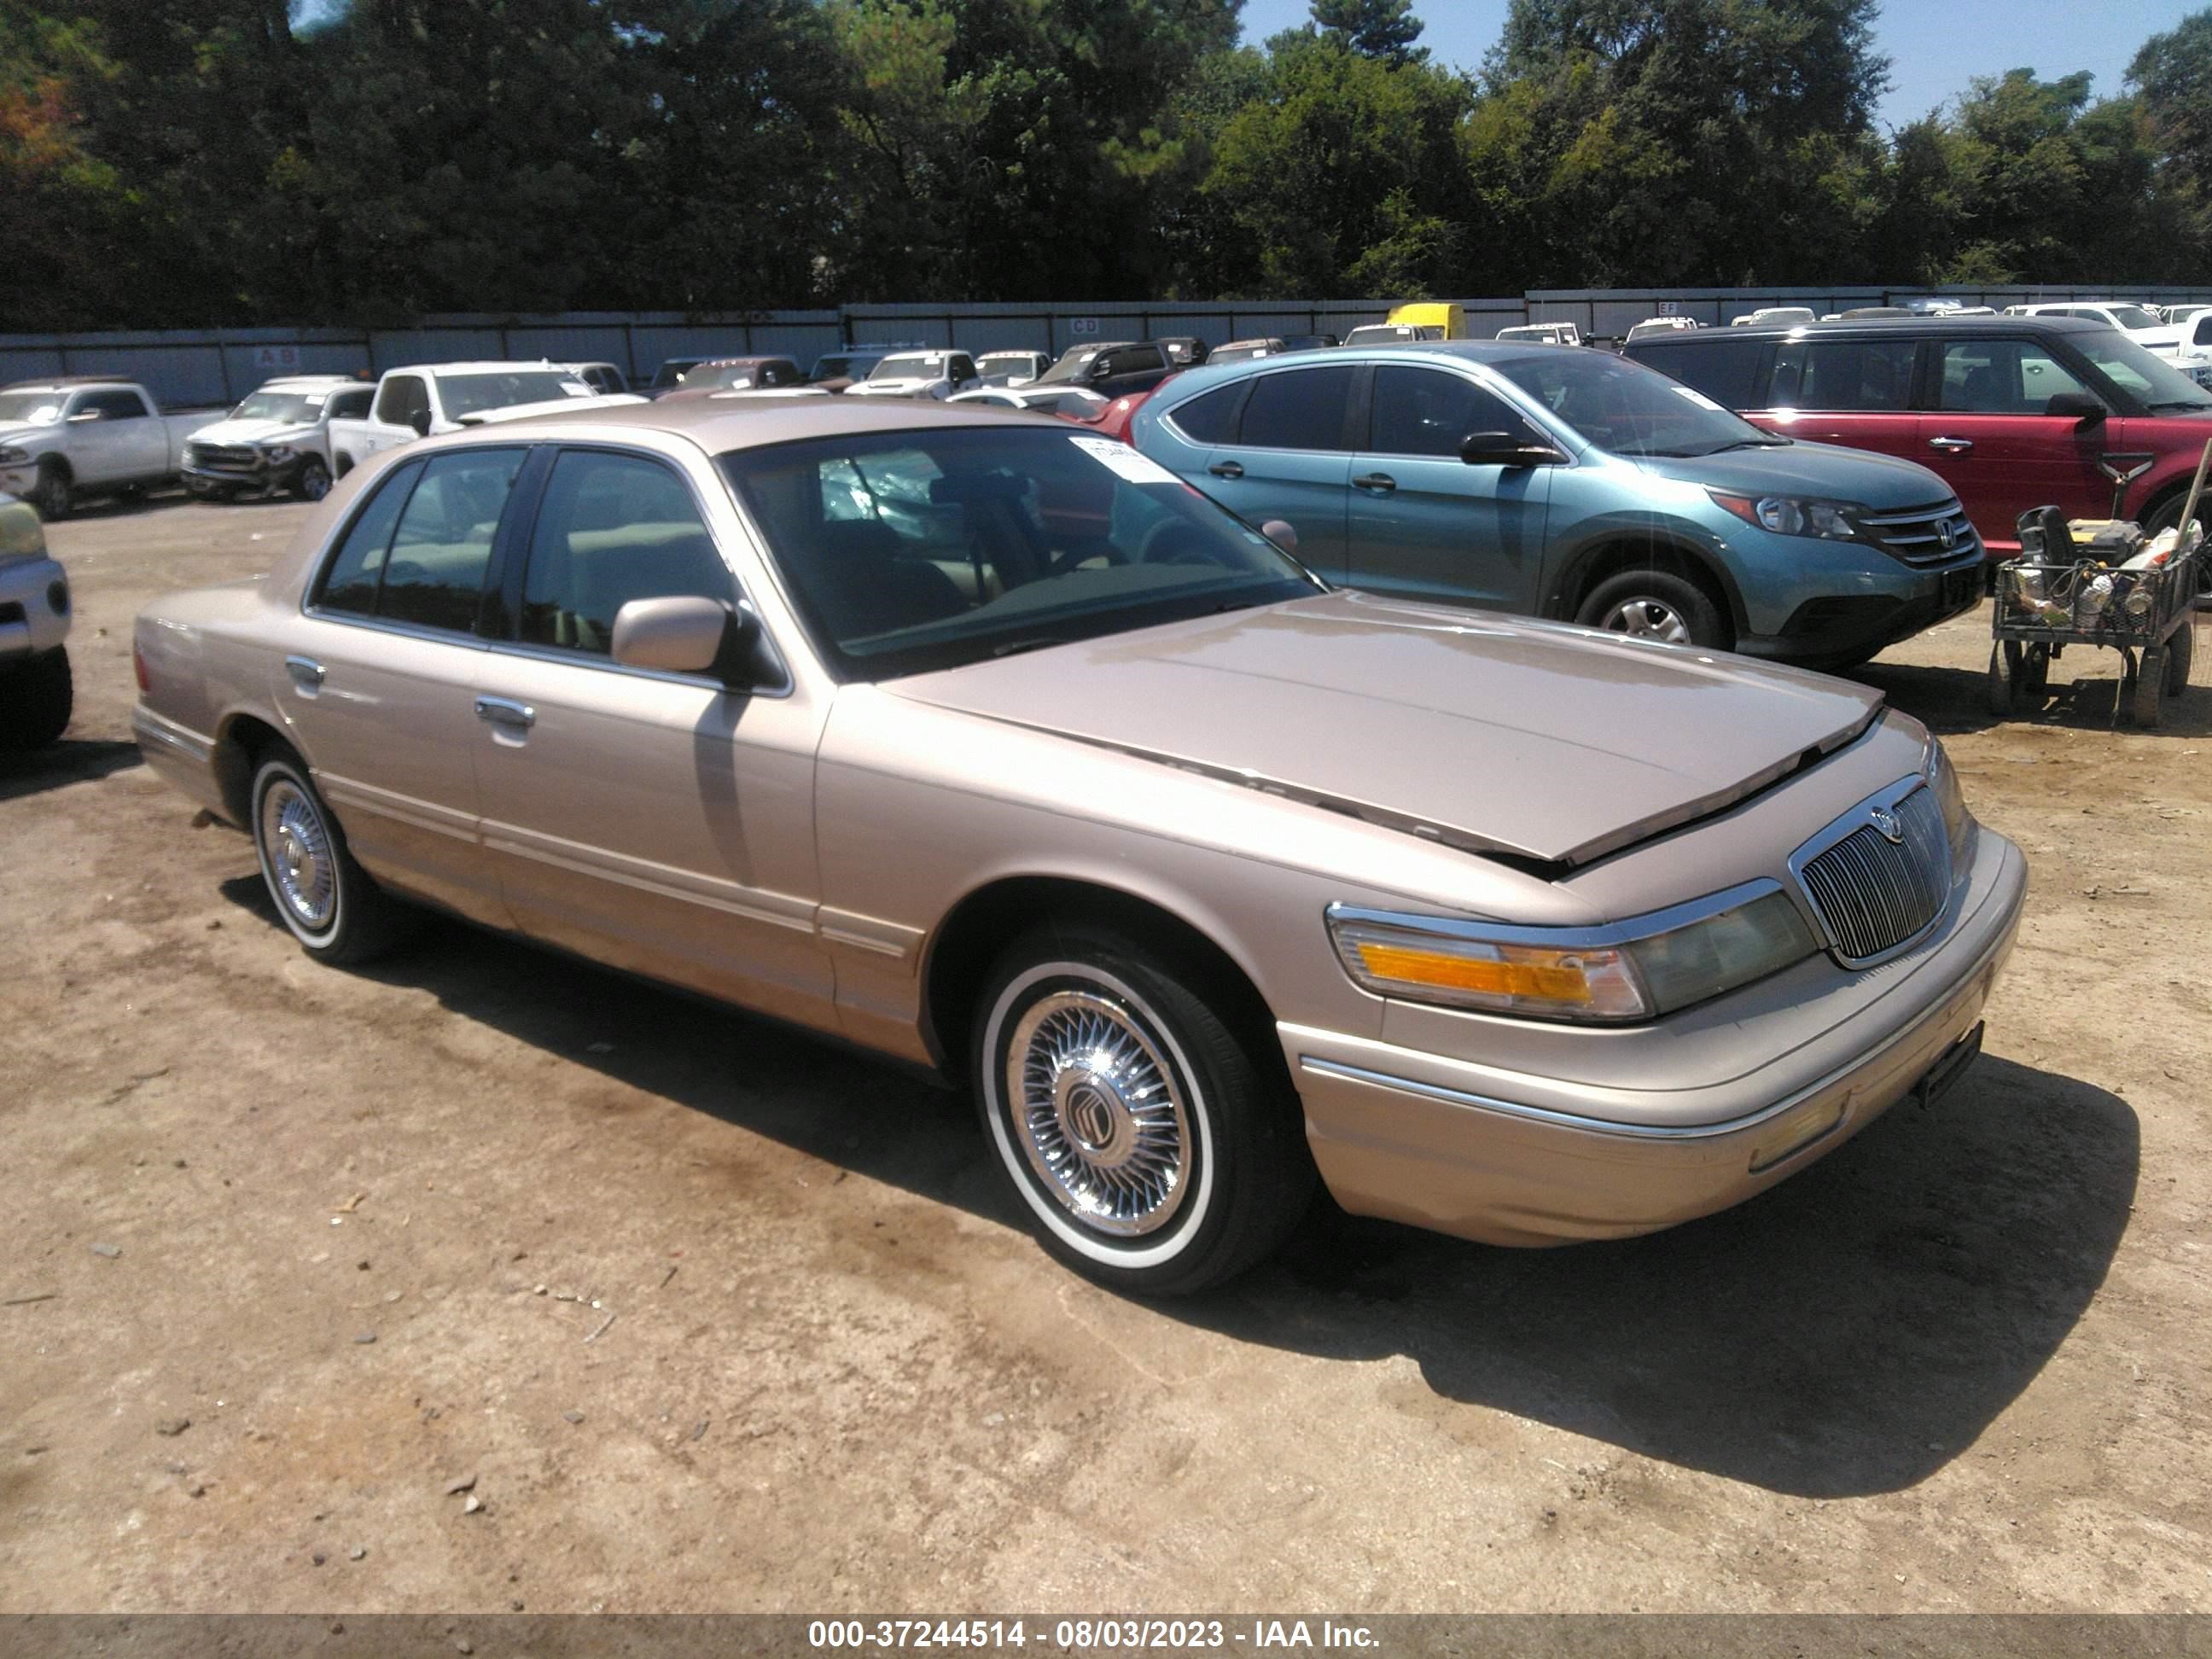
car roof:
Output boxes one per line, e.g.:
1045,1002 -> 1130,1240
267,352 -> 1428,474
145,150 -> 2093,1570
388,360 -> 581,377
1628,315 -> 2111,344
3,375 -> 142,390
446,392 -> 1044,454
256,375 -> 364,389
694,355 -> 798,368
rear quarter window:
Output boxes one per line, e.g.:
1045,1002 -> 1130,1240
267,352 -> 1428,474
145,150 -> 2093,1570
1628,337 -> 1766,411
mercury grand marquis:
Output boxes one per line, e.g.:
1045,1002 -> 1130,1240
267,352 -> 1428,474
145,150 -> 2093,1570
132,397 -> 2027,1293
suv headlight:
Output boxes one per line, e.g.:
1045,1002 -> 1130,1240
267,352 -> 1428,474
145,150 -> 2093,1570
1327,883 -> 1819,1025
261,444 -> 295,463
1924,735 -> 1972,863
1710,492 -> 1857,540
0,445 -> 27,465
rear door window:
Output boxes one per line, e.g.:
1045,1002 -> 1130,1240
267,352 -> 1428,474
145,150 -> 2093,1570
314,460 -> 422,616
375,447 -> 527,632
1769,339 -> 1918,410
1167,381 -> 1249,444
1236,366 -> 1356,451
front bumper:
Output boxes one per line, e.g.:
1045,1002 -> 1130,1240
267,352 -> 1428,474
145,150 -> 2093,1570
1282,828 -> 2026,1247
0,556 -> 72,662
1738,556 -> 1984,667
183,451 -> 300,493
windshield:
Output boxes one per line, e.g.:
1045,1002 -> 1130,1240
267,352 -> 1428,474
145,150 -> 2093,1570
720,426 -> 1318,680
2072,329 -> 2212,410
1035,348 -> 1107,387
979,353 -> 1037,371
439,372 -> 590,418
0,392 -> 66,424
869,354 -> 947,382
1493,349 -> 1781,457
2104,306 -> 2162,330
229,390 -> 327,423
652,360 -> 701,388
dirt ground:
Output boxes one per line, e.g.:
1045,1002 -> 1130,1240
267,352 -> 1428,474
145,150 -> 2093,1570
2,492 -> 2208,1617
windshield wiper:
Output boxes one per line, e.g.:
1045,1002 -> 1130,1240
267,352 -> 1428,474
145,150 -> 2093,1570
1701,437 -> 1792,453
989,635 -> 1071,659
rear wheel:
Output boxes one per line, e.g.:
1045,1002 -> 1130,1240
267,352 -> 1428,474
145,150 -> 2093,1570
27,460 -> 70,521
2139,494 -> 2209,597
1575,568 -> 1727,649
0,646 -> 72,749
2131,649 -> 2166,728
248,750 -> 416,963
2167,619 -> 2195,696
971,925 -> 1314,1295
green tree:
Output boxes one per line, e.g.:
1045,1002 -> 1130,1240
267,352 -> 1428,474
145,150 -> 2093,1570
1312,0 -> 1428,66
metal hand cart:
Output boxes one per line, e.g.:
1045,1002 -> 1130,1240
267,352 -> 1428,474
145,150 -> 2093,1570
1987,438 -> 2209,727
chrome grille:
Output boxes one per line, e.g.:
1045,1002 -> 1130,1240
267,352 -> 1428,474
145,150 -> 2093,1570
187,442 -> 261,473
1858,500 -> 1980,568
1796,786 -> 1951,964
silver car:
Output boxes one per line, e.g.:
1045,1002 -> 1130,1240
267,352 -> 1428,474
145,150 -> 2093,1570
132,399 -> 2026,1293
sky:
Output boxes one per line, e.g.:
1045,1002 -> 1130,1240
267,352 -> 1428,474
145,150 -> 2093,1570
1238,0 -> 2203,128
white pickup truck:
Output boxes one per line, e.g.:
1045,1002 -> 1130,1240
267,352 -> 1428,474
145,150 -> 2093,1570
0,378 -> 227,520
183,375 -> 378,504
326,362 -> 641,476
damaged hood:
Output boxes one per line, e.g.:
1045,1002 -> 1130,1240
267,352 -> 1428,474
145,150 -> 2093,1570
888,591 -> 1884,867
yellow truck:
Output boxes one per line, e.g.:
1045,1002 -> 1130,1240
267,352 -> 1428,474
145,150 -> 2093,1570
1385,301 -> 1466,338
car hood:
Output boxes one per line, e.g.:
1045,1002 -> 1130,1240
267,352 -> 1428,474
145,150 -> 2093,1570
1632,438 -> 1953,507
0,421 -> 61,447
850,379 -> 940,397
2128,328 -> 2186,351
189,417 -> 317,446
886,590 -> 1885,868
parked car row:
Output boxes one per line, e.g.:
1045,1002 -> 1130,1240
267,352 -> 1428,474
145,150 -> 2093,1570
125,390 -> 2028,1294
0,378 -> 229,519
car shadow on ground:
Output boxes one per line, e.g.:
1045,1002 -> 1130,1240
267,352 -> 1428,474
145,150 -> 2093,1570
219,875 -> 2139,1502
1860,627 -> 2211,739
0,738 -> 142,800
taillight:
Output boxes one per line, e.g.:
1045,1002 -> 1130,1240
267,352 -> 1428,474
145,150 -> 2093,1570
133,642 -> 150,693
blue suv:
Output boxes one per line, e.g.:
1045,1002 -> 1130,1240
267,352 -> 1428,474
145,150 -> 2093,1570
1130,342 -> 1986,669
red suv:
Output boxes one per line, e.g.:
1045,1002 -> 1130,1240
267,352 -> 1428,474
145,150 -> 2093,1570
1626,316 -> 2212,569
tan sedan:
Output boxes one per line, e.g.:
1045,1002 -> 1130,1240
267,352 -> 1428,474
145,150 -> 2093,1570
133,399 -> 2026,1293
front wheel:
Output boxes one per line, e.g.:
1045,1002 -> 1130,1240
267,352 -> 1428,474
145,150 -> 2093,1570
0,646 -> 72,749
1575,568 -> 1728,649
28,461 -> 70,521
249,751 -> 416,963
971,926 -> 1314,1295
294,457 -> 331,503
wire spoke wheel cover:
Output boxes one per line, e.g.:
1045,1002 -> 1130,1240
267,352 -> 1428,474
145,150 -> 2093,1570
259,777 -> 337,932
1005,987 -> 1194,1238
1602,597 -> 1691,643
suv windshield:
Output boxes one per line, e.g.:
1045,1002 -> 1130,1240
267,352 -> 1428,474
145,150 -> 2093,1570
1036,347 -> 1113,386
2103,306 -> 2162,330
2070,329 -> 2212,410
230,391 -> 328,422
720,426 -> 1318,680
439,371 -> 588,418
1493,349 -> 1784,457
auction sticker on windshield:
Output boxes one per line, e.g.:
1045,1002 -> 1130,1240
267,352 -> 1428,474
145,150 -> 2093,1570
1672,384 -> 1726,411
1069,434 -> 1180,485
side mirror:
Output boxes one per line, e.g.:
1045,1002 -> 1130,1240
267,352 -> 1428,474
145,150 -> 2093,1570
67,409 -> 102,423
611,595 -> 774,687
407,409 -> 432,437
2046,392 -> 2107,425
1260,519 -> 1300,556
1459,429 -> 1567,468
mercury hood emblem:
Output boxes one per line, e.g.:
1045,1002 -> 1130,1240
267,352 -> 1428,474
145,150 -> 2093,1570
1869,806 -> 1906,843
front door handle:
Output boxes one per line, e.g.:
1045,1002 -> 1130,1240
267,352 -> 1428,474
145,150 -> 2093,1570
1208,460 -> 1244,480
1928,436 -> 1975,454
1353,472 -> 1397,492
474,695 -> 535,730
284,655 -> 325,689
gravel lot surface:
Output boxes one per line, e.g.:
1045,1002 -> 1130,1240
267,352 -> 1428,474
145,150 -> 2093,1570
3,495 -> 2207,1615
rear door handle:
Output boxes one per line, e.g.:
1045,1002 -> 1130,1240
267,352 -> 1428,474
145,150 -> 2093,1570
1928,436 -> 1975,454
474,695 -> 535,730
1208,460 -> 1244,480
284,655 -> 325,689
1353,472 -> 1397,492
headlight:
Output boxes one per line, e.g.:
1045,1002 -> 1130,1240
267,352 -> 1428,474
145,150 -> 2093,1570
1710,491 -> 1857,541
0,445 -> 26,465
1327,884 -> 1819,1025
1924,735 -> 1972,864
262,444 -> 295,463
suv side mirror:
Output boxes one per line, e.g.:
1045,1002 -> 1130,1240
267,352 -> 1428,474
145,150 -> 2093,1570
2046,392 -> 2107,425
1460,429 -> 1567,469
407,408 -> 433,437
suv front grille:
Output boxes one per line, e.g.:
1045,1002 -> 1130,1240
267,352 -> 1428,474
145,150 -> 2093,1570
1795,785 -> 1950,964
1858,500 -> 1980,568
